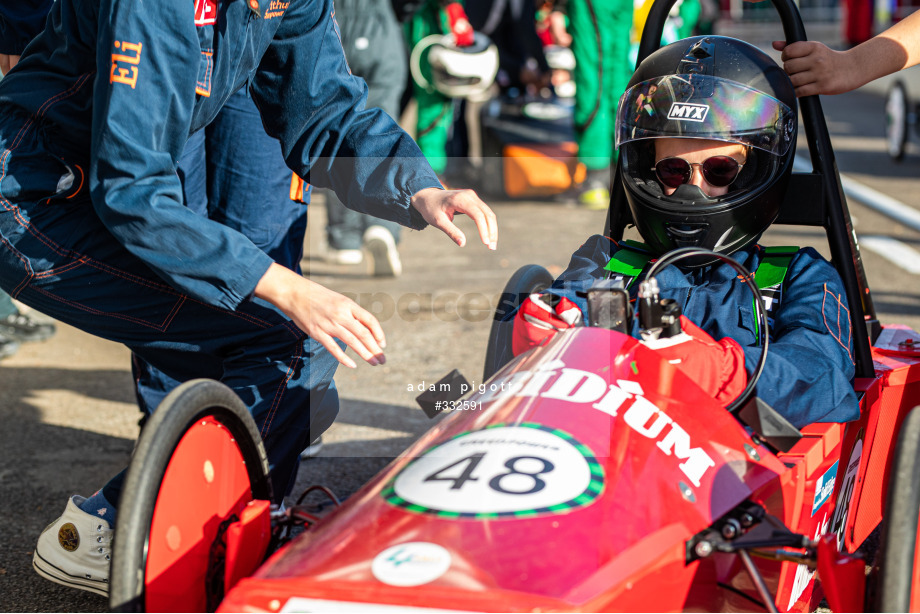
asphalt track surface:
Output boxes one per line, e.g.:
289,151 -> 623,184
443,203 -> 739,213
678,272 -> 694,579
3,24 -> 920,614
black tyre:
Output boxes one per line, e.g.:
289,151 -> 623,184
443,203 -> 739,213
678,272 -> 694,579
875,404 -> 920,612
482,264 -> 553,380
109,379 -> 272,613
886,81 -> 910,161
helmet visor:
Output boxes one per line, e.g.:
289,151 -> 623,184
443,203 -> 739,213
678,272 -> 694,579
616,74 -> 796,156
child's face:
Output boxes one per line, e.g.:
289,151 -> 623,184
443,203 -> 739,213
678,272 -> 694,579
653,138 -> 748,197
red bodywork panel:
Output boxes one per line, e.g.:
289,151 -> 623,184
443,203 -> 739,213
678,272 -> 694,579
218,325 -> 920,613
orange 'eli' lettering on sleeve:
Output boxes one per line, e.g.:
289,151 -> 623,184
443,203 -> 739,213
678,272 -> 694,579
110,40 -> 143,88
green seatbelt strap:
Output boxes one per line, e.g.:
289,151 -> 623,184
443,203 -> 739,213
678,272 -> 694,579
602,239 -> 654,288
752,245 -> 798,339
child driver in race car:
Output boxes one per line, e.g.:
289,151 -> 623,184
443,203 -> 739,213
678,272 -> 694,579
512,35 -> 860,428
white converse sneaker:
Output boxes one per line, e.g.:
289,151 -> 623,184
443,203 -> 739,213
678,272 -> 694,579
32,496 -> 112,596
363,225 -> 402,277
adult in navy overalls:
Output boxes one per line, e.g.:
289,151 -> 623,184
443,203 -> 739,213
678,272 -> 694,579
0,0 -> 497,596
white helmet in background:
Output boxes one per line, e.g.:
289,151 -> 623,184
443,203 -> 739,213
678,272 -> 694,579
543,44 -> 575,71
410,32 -> 499,100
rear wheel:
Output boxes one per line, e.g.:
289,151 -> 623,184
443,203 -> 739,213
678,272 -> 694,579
109,379 -> 272,613
886,81 -> 910,161
482,264 -> 553,380
875,405 -> 920,612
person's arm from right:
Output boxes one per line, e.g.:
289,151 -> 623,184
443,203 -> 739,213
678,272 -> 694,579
744,0 -> 920,96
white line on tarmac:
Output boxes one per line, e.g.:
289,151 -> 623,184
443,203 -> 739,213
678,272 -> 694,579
858,235 -> 920,275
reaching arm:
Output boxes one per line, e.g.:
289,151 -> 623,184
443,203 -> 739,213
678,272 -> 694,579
774,10 -> 920,96
250,0 -> 496,250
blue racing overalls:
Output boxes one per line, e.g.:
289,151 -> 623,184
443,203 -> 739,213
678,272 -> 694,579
0,0 -> 443,501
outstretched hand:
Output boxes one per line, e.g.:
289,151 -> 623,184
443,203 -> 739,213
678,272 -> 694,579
411,187 -> 498,250
255,263 -> 386,368
253,187 -> 497,367
773,41 -> 862,97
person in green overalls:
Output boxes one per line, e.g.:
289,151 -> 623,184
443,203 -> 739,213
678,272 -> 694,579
554,0 -> 701,209
552,0 -> 634,209
404,0 -> 468,177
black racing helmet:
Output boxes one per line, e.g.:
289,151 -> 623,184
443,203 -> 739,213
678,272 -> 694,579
615,36 -> 797,267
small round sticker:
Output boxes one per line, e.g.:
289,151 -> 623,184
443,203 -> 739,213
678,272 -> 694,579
383,423 -> 603,519
371,542 -> 451,587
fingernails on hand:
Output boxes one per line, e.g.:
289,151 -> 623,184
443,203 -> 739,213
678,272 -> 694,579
344,357 -> 357,369
489,241 -> 497,251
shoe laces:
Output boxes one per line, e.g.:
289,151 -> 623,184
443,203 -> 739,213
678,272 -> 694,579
94,524 -> 114,561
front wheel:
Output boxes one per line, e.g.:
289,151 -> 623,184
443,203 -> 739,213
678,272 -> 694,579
109,379 -> 272,613
482,264 -> 553,380
874,404 -> 920,612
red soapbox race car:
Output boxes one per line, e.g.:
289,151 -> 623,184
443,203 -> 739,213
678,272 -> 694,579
121,320 -> 917,611
106,0 -> 920,611
107,302 -> 920,613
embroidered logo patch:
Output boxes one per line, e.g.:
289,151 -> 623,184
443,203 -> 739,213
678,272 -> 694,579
58,523 -> 80,552
667,102 -> 710,122
195,0 -> 218,25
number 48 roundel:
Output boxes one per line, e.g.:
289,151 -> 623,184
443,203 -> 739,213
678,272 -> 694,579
382,424 -> 605,519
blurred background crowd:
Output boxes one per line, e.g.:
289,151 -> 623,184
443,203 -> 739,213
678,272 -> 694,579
379,0 -> 916,213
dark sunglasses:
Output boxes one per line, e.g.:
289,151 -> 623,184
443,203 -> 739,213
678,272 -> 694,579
652,155 -> 745,189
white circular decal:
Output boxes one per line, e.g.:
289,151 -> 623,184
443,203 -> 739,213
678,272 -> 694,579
371,542 -> 452,587
385,424 -> 603,519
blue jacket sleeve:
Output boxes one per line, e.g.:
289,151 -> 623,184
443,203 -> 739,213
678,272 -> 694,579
88,0 -> 273,310
249,0 -> 442,231
742,248 -> 860,427
0,0 -> 53,55
549,234 -> 613,313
